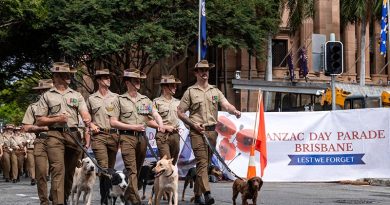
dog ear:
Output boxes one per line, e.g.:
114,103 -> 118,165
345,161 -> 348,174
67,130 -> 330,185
257,178 -> 263,191
169,158 -> 174,164
76,159 -> 82,168
162,155 -> 167,159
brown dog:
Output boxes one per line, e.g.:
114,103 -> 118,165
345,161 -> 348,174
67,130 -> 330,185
232,176 -> 263,205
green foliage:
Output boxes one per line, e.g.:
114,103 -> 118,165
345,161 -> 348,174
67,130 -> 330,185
282,0 -> 315,35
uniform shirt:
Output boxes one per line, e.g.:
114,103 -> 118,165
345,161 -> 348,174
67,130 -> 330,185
0,133 -> 4,146
2,132 -> 14,147
108,92 -> 154,125
87,90 -> 118,129
12,132 -> 26,149
35,87 -> 88,128
153,96 -> 180,128
178,84 -> 226,126
24,133 -> 36,149
22,102 -> 38,125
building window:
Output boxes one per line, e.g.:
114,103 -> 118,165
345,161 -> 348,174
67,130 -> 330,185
272,39 -> 288,67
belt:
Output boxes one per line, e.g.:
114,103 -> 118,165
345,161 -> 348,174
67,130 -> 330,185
119,130 -> 143,136
37,132 -> 48,139
100,128 -> 118,134
49,127 -> 79,132
27,148 -> 34,150
204,125 -> 216,131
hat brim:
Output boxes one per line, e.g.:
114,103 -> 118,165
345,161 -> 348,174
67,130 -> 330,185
160,80 -> 181,84
123,75 -> 147,79
51,68 -> 77,73
32,85 -> 52,90
194,63 -> 215,70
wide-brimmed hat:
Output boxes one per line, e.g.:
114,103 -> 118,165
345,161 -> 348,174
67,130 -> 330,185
94,69 -> 111,76
123,69 -> 147,79
159,75 -> 181,84
5,124 -> 15,129
14,126 -> 22,130
194,60 -> 215,70
50,62 -> 77,73
32,79 -> 54,90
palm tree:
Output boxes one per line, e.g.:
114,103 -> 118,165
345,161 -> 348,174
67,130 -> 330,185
340,0 -> 381,86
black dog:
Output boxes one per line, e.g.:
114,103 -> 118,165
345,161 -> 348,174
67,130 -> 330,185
138,161 -> 157,200
100,168 -> 129,205
181,165 -> 223,201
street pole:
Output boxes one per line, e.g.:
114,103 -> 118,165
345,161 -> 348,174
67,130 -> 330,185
198,0 -> 201,62
330,33 -> 336,111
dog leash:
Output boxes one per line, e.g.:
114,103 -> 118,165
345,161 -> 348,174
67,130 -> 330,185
143,132 -> 159,161
65,127 -> 110,176
202,133 -> 244,180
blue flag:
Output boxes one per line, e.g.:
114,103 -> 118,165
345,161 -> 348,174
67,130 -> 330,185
380,0 -> 388,56
200,0 -> 207,59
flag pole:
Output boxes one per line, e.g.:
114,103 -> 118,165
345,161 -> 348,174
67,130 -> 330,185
252,90 -> 262,146
387,0 -> 390,57
198,0 -> 202,61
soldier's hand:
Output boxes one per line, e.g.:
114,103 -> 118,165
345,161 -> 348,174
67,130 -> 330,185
90,123 -> 100,134
134,124 -> 146,132
194,123 -> 205,134
233,110 -> 241,119
57,114 -> 69,124
164,125 -> 175,133
158,126 -> 166,133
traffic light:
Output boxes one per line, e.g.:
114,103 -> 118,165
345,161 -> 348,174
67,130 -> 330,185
325,41 -> 343,76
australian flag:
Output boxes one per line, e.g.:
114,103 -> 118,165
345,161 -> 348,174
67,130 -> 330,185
200,0 -> 207,59
380,0 -> 388,56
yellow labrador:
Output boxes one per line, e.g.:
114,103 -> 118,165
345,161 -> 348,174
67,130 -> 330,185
70,157 -> 97,205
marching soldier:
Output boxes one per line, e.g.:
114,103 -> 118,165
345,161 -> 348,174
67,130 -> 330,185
86,69 -> 119,195
177,60 -> 241,205
12,126 -> 27,183
1,124 -> 16,182
35,62 -> 92,205
22,79 -> 53,204
153,75 -> 182,165
109,68 -> 165,205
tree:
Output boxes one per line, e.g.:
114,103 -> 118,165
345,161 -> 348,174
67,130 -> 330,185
340,0 -> 381,86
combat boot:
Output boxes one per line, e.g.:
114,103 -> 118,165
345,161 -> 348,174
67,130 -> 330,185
204,191 -> 215,205
194,195 -> 205,205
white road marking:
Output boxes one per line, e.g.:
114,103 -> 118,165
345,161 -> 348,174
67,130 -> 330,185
16,194 -> 27,197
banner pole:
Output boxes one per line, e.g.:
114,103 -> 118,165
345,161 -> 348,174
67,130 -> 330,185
198,0 -> 201,61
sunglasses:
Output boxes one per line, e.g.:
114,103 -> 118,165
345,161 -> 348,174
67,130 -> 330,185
194,68 -> 209,73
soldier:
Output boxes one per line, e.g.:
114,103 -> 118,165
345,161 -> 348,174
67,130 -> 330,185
22,79 -> 53,204
86,69 -> 119,196
1,124 -> 16,182
109,68 -> 165,205
35,62 -> 92,205
12,126 -> 27,183
153,75 -> 182,165
177,60 -> 241,205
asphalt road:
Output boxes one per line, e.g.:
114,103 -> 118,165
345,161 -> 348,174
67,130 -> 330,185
1,177 -> 390,205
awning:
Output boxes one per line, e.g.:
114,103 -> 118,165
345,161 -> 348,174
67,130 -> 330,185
232,79 -> 327,95
232,79 -> 390,97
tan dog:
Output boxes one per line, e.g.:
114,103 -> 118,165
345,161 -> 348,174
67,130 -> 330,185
70,157 -> 97,205
148,156 -> 178,205
232,176 -> 263,205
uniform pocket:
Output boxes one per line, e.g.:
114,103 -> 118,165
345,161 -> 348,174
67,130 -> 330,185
49,104 -> 61,115
158,109 -> 169,117
122,111 -> 133,118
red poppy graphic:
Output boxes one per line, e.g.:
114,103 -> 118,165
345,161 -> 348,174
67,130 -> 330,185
218,138 -> 236,161
236,129 -> 255,153
216,116 -> 237,139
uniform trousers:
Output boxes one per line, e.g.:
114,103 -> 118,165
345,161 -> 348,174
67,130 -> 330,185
26,149 -> 35,179
46,131 -> 82,205
120,133 -> 147,204
190,130 -> 218,196
2,150 -> 12,179
34,138 -> 49,205
155,131 -> 180,165
91,133 -> 119,169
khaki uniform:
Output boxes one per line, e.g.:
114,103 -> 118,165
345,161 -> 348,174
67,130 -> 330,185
153,96 -> 181,165
2,132 -> 15,180
11,132 -> 27,181
23,102 -> 50,205
178,84 -> 226,196
35,87 -> 87,204
109,92 -> 154,204
87,91 -> 119,169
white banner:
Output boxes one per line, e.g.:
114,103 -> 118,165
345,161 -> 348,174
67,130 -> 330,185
115,108 -> 390,182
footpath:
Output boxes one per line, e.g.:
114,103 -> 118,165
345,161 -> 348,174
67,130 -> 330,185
340,178 -> 390,186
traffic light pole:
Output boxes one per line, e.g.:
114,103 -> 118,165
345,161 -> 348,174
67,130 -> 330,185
331,74 -> 336,110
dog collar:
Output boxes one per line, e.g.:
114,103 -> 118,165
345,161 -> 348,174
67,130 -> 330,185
166,170 -> 174,177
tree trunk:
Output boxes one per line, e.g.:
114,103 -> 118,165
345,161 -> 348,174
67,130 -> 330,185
359,19 -> 366,86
